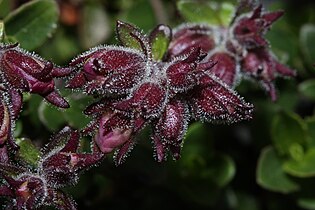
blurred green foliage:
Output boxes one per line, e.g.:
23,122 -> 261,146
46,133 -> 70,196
1,0 -> 315,209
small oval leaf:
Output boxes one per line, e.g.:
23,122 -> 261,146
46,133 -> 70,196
4,0 -> 59,50
177,1 -> 234,26
149,24 -> 171,61
256,146 -> 300,194
299,79 -> 315,101
283,149 -> 315,178
271,111 -> 308,157
0,21 -> 4,42
116,20 -> 148,55
300,24 -> 315,68
16,138 -> 40,167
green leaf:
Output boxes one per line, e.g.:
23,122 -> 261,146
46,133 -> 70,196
0,21 -> 4,42
0,0 -> 11,18
16,138 -> 40,167
298,198 -> 315,210
283,149 -> 315,178
149,24 -> 171,61
63,94 -> 91,129
256,146 -> 300,193
300,24 -> 315,67
306,117 -> 315,147
116,20 -> 146,53
203,154 -> 236,188
299,79 -> 315,101
271,111 -> 308,158
4,0 -> 59,50
38,101 -> 66,132
177,1 -> 234,26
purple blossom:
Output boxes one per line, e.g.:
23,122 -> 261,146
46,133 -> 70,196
70,21 -> 253,164
0,126 -> 104,209
0,43 -> 70,109
168,4 -> 296,100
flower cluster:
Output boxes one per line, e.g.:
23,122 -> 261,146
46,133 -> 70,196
0,43 -> 71,150
0,1 -> 296,208
168,3 -> 296,100
0,127 -> 104,209
68,21 -> 253,165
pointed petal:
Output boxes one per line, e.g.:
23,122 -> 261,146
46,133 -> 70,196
114,83 -> 166,118
152,133 -> 167,162
168,24 -> 215,58
156,100 -> 189,146
44,91 -> 69,109
190,75 -> 253,123
42,126 -> 73,155
208,52 -> 238,87
8,89 -> 23,119
114,139 -> 135,166
275,62 -> 296,77
61,129 -> 80,153
66,72 -> 87,89
0,185 -> 14,197
262,11 -> 284,27
250,5 -> 262,19
51,67 -> 74,77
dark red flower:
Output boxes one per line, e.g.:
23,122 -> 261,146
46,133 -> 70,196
0,43 -> 70,108
207,51 -> 239,87
241,48 -> 296,101
0,126 -> 103,209
67,46 -> 146,95
167,24 -> 216,58
168,3 -> 295,100
232,5 -> 284,48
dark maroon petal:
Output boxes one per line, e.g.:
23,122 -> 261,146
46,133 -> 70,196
51,67 -> 74,77
151,133 -> 167,162
0,163 -> 25,176
114,139 -> 135,166
207,52 -> 238,87
0,100 -> 10,145
44,91 -> 70,109
8,89 -> 23,119
152,99 -> 189,161
41,126 -> 76,155
83,98 -> 113,115
262,11 -> 284,27
156,100 -> 188,146
0,145 -> 9,163
114,82 -> 167,119
241,48 -> 295,100
232,5 -> 284,49
189,75 -> 253,123
70,47 -> 146,95
275,62 -> 296,77
166,59 -> 198,92
66,72 -> 87,89
0,185 -> 14,197
60,129 -> 80,153
168,24 -> 215,58
169,144 -> 182,160
250,4 -> 262,19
